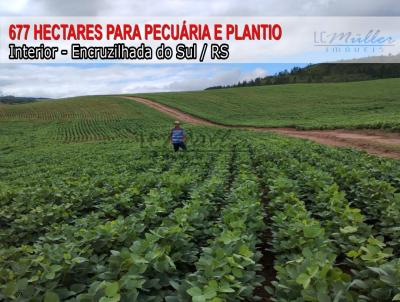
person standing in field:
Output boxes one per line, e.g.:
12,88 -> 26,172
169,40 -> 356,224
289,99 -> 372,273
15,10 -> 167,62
170,121 -> 187,152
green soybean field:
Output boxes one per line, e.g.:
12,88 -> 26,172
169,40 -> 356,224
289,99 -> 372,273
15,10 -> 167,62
1,96 -> 400,302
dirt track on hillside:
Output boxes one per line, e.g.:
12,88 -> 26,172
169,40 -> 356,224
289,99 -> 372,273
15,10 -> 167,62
123,96 -> 400,159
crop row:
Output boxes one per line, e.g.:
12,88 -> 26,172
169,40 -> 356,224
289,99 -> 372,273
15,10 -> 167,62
0,149 -> 228,301
56,120 -> 163,143
74,151 -> 234,301
251,141 -> 400,301
0,110 -> 122,121
0,149 -> 214,246
180,150 -> 266,302
283,141 -> 400,251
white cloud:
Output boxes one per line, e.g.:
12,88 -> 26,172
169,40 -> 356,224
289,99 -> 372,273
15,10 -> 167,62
0,0 -> 29,14
239,68 -> 267,81
0,64 -> 267,98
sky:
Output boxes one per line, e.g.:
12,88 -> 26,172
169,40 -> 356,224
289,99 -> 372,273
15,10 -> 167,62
0,0 -> 399,98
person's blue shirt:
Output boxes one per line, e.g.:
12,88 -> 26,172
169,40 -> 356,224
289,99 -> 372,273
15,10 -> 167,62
171,128 -> 185,144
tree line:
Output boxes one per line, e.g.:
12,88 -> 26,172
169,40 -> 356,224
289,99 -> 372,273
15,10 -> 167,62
205,63 -> 400,90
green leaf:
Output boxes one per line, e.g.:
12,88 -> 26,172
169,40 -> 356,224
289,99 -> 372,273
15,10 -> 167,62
351,279 -> 368,290
3,281 -> 16,297
187,287 -> 203,297
220,231 -> 237,244
393,293 -> 400,301
367,266 -> 389,276
208,280 -> 218,289
346,250 -> 360,258
105,282 -> 119,297
239,245 -> 253,258
169,280 -> 180,290
193,296 -> 206,302
317,291 -> 331,302
63,253 -> 72,260
232,267 -> 243,278
45,271 -> 56,280
44,291 -> 60,302
73,256 -> 87,263
296,273 -> 311,289
99,295 -> 121,302
51,265 -> 63,273
219,284 -> 235,293
302,247 -> 313,259
303,224 -> 323,238
340,226 -> 358,234
16,278 -> 28,291
203,286 -> 217,299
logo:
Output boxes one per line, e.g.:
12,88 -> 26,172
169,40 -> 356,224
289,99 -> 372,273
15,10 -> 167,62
314,29 -> 396,55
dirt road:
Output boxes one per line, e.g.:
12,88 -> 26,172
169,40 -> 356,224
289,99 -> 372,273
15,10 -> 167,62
123,96 -> 400,159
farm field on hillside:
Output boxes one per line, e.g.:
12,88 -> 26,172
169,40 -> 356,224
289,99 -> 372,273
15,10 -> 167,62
0,96 -> 175,145
138,78 -> 400,130
1,97 -> 400,301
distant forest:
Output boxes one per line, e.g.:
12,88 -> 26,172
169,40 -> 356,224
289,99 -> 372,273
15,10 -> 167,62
205,63 -> 400,90
0,96 -> 46,104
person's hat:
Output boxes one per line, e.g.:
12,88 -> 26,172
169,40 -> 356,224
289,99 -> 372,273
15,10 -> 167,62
174,121 -> 180,124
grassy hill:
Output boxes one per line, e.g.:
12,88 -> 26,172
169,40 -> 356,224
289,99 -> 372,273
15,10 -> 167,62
0,96 -> 174,145
138,78 -> 400,130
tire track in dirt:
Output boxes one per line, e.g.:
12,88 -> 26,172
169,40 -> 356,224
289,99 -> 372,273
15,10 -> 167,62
122,96 -> 400,159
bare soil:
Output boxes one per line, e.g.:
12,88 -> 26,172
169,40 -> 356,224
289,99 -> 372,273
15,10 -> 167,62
123,97 -> 400,159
